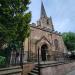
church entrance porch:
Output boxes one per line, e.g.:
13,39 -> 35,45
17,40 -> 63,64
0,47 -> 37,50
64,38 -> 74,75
41,44 -> 48,61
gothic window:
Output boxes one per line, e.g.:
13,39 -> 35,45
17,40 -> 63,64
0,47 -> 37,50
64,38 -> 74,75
47,19 -> 49,24
54,39 -> 59,50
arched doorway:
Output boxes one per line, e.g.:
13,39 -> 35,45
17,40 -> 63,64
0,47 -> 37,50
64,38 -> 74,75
41,44 -> 48,61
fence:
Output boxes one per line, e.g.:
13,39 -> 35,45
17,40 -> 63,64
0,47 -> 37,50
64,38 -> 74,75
0,51 -> 74,68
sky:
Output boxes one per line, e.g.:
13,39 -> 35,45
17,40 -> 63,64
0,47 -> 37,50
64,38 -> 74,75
29,0 -> 75,32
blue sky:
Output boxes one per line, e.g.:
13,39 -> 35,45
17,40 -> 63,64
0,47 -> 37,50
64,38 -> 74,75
29,0 -> 75,32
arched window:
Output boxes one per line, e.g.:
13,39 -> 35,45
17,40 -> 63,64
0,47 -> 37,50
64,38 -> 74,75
47,19 -> 49,24
54,39 -> 59,50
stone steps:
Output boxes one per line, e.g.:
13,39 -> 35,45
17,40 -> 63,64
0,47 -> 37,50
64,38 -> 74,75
31,69 -> 38,73
28,61 -> 66,75
28,65 -> 39,75
28,72 -> 38,75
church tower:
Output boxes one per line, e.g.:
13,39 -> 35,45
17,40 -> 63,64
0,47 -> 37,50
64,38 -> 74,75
23,0 -> 67,62
37,1 -> 54,31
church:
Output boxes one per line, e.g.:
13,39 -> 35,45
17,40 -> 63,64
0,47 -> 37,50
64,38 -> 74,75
23,1 -> 67,62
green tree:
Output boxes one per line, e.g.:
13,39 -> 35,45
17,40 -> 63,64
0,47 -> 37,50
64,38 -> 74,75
0,0 -> 31,64
0,0 -> 31,49
62,32 -> 75,52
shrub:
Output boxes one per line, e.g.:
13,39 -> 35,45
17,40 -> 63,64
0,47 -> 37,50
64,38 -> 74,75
0,56 -> 6,68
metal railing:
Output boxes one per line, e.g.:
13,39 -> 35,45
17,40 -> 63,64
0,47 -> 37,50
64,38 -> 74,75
0,51 -> 74,68
28,51 -> 74,63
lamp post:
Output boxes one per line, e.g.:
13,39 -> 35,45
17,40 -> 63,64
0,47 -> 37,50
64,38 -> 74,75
38,48 -> 40,75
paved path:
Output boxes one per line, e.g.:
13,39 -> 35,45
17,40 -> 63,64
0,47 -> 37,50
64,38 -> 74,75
66,70 -> 75,75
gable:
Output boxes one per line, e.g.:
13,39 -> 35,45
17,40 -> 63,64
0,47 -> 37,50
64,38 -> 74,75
35,36 -> 51,45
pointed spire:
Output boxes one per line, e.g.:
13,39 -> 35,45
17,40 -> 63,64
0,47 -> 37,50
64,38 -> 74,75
40,0 -> 47,19
50,16 -> 53,25
49,16 -> 54,31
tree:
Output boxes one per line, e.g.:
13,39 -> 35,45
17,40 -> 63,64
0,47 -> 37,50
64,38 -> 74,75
0,0 -> 31,64
62,32 -> 75,52
0,0 -> 31,48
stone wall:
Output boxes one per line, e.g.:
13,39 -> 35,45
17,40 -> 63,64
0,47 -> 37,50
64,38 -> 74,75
0,63 -> 35,75
23,63 -> 35,75
0,66 -> 22,75
41,62 -> 75,75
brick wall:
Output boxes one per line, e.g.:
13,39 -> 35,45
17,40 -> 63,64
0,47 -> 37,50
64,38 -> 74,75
41,62 -> 75,75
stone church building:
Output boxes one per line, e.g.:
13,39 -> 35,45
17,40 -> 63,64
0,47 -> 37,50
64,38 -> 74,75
23,2 -> 67,62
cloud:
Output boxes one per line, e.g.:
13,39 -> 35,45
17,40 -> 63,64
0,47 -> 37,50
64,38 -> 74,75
53,18 -> 71,32
30,0 -> 75,32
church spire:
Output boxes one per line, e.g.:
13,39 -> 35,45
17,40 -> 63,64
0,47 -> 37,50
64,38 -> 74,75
40,1 -> 47,19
